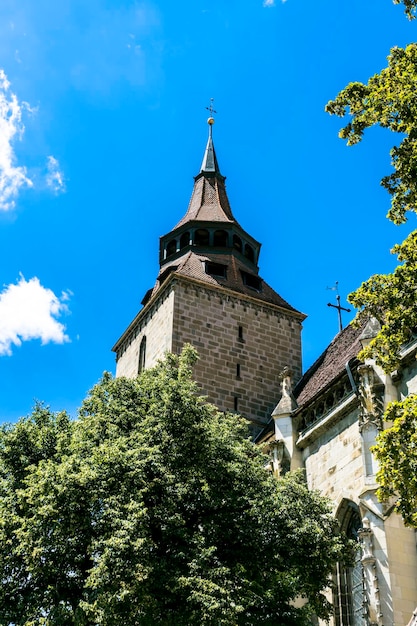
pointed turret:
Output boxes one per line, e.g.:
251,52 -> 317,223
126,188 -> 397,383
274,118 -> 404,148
173,117 -> 237,229
200,117 -> 220,173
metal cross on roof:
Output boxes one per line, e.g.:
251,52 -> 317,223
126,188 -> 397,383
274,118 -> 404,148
327,281 -> 351,333
206,98 -> 217,117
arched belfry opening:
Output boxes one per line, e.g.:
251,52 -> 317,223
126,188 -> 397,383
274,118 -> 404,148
213,229 -> 228,247
180,231 -> 190,249
194,228 -> 210,246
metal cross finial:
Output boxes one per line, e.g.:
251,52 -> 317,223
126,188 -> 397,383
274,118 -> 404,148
327,281 -> 351,333
206,98 -> 217,117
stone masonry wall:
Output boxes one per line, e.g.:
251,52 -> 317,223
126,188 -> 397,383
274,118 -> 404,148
115,288 -> 175,378
304,407 -> 417,626
303,411 -> 385,625
384,512 -> 417,625
303,410 -> 363,502
171,279 -> 303,426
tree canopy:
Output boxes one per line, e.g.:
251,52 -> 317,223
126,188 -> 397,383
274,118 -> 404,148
372,396 -> 417,527
326,43 -> 417,370
0,347 -> 349,626
326,10 -> 417,529
394,0 -> 417,19
326,43 -> 417,226
348,230 -> 417,372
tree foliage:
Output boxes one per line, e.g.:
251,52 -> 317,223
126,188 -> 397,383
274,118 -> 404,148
326,14 -> 417,529
394,0 -> 417,19
348,230 -> 417,371
326,43 -> 417,370
372,396 -> 417,527
326,43 -> 417,226
0,347 -> 349,626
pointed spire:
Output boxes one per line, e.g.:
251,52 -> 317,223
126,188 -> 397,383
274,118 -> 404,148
200,116 -> 221,174
172,111 -> 237,229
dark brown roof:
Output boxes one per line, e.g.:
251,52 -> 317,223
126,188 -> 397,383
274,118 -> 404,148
153,251 -> 305,315
174,174 -> 236,229
294,322 -> 364,408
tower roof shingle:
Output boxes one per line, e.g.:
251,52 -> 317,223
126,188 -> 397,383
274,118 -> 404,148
294,322 -> 364,408
174,173 -> 236,228
174,131 -> 238,229
153,251 -> 304,315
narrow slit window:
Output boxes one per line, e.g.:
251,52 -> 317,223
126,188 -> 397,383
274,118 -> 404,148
138,336 -> 147,374
236,363 -> 241,378
238,325 -> 244,340
234,396 -> 238,412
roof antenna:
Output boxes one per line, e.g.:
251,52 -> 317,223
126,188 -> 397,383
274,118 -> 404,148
327,281 -> 351,333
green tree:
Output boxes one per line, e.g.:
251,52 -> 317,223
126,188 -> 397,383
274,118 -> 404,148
326,44 -> 417,226
372,396 -> 417,527
395,0 -> 417,19
326,20 -> 417,527
348,231 -> 417,372
325,43 -> 417,370
0,347 -> 349,626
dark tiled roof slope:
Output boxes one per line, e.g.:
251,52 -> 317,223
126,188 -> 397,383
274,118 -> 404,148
154,251 -> 305,315
294,322 -> 364,408
174,175 -> 236,228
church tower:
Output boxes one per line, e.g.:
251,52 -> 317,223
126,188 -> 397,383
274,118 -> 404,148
112,117 -> 305,429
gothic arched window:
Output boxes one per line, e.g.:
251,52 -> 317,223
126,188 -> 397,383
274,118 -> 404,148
138,336 -> 147,374
333,502 -> 364,626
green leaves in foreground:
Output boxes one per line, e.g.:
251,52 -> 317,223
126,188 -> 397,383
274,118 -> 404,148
326,43 -> 417,225
348,230 -> 417,371
0,347 -> 348,625
326,42 -> 417,370
373,395 -> 417,527
326,26 -> 417,528
394,0 -> 417,19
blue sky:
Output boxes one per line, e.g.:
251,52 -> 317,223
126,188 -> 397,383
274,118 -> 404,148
0,0 -> 415,422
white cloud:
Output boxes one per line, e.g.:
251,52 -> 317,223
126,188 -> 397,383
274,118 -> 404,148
0,70 -> 67,209
263,0 -> 275,5
0,69 -> 32,211
0,275 -> 70,356
46,155 -> 65,193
